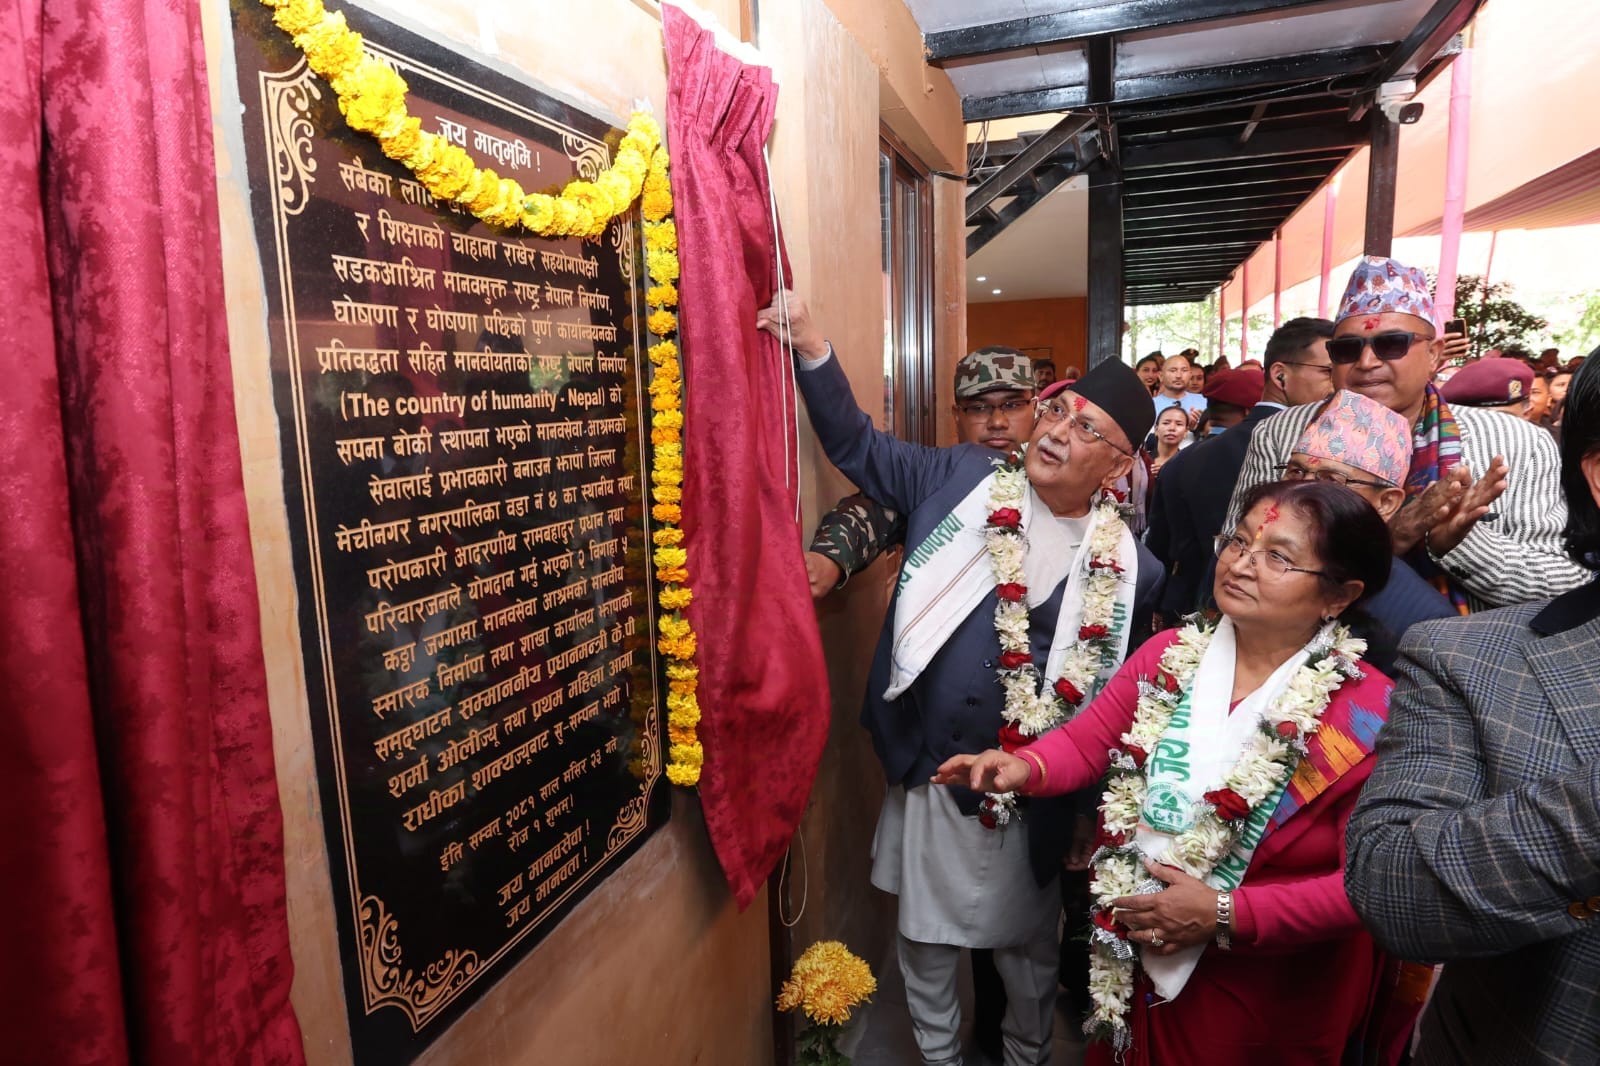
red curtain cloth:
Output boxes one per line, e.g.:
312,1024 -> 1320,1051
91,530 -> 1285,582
0,0 -> 304,1063
663,5 -> 830,907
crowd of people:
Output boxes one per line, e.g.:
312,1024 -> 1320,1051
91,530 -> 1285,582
763,254 -> 1600,1066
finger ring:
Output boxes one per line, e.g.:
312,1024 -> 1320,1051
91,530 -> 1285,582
1150,933 -> 1163,947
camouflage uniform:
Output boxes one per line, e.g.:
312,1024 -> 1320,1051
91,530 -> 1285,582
808,493 -> 907,587
807,347 -> 1033,588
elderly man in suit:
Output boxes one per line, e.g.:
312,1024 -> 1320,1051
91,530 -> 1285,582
759,292 -> 1163,1066
1225,256 -> 1588,611
1147,317 -> 1335,619
1345,353 -> 1600,1064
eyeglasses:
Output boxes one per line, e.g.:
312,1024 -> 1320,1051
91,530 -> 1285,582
957,398 -> 1033,418
1213,532 -> 1327,579
1325,331 -> 1432,365
1275,461 -> 1393,491
1277,360 -> 1333,375
1035,399 -> 1134,456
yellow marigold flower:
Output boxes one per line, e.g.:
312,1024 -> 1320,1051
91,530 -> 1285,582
337,58 -> 409,134
659,586 -> 693,611
300,17 -> 363,81
422,143 -> 474,200
652,394 -> 679,412
482,178 -> 527,228
272,0 -> 328,37
653,483 -> 683,504
654,409 -> 685,430
669,740 -> 704,769
652,528 -> 685,547
597,169 -> 633,210
665,760 -> 701,787
646,220 -> 679,252
666,689 -> 699,719
378,115 -> 423,160
656,565 -> 690,585
647,282 -> 679,309
654,546 -> 688,570
521,193 -> 556,232
666,662 -> 698,682
648,339 -> 679,364
563,180 -> 614,225
647,248 -> 680,284
658,614 -> 692,641
628,111 -> 663,146
653,503 -> 682,524
642,189 -> 673,222
655,440 -> 682,462
650,426 -> 681,446
401,129 -> 440,171
647,309 -> 678,337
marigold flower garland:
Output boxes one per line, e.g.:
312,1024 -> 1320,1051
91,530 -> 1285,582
981,452 -> 1128,828
776,940 -> 877,1065
259,0 -> 661,237
642,161 -> 703,787
1083,621 -> 1365,1049
261,0 -> 705,786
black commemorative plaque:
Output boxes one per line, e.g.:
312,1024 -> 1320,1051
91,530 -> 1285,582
231,3 -> 669,1062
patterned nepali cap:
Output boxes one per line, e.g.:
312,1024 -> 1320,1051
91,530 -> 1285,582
1292,389 -> 1412,487
954,346 -> 1035,398
1336,255 -> 1436,327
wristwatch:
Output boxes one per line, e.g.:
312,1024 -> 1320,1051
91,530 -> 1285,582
1215,891 -> 1234,950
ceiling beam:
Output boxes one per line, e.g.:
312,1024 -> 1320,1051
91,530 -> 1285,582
1122,165 -> 1331,197
1122,192 -> 1311,217
966,163 -> 1086,256
964,45 -> 1386,121
1120,123 -> 1362,170
1363,0 -> 1480,89
967,113 -> 1095,220
1124,229 -> 1278,251
1124,207 -> 1300,236
925,0 -> 1329,62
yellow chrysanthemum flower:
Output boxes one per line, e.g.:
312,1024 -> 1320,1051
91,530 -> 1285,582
659,586 -> 693,611
648,340 -> 679,363
776,941 -> 878,1027
647,282 -> 680,309
665,760 -> 701,787
647,310 -> 678,337
652,528 -> 685,547
647,248 -> 680,284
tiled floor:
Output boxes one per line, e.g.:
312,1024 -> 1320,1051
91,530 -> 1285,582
842,938 -> 1086,1066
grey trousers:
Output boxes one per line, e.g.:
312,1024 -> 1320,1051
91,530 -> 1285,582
897,931 -> 1057,1066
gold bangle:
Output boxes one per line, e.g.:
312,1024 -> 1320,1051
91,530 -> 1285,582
1020,749 -> 1048,792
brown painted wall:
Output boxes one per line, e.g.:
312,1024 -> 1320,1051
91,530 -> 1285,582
202,0 -> 963,1064
967,297 -> 1090,380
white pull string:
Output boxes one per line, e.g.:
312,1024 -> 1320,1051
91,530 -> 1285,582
762,143 -> 804,523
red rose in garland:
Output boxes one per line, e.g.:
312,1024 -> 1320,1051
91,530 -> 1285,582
997,723 -> 1029,753
1053,677 -> 1084,704
995,582 -> 1027,603
987,507 -> 1022,529
998,650 -> 1031,670
1275,720 -> 1299,740
1079,624 -> 1110,641
1204,788 -> 1251,821
1125,744 -> 1148,768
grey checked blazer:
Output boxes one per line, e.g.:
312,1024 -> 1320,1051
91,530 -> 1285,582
1345,580 -> 1600,1065
1224,400 -> 1589,610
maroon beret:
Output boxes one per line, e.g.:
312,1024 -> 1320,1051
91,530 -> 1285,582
1201,367 -> 1264,409
1441,359 -> 1534,406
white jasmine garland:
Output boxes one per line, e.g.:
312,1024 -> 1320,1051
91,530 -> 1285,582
1083,620 -> 1366,1049
977,449 -> 1132,829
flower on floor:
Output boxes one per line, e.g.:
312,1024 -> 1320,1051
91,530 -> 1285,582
777,940 -> 877,1065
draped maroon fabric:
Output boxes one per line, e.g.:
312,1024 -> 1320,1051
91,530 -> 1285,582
663,5 -> 830,907
0,0 -> 304,1062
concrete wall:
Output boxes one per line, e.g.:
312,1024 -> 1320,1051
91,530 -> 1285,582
968,297 -> 1090,377
201,1 -> 963,1063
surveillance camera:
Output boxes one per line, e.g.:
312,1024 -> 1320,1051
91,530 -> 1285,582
1381,100 -> 1425,125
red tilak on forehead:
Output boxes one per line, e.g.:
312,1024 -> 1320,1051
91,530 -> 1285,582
1255,503 -> 1281,542
1072,395 -> 1088,412
1362,317 -> 1381,332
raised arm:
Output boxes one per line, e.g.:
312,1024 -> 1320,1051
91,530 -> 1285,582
1345,633 -> 1600,962
758,291 -> 966,513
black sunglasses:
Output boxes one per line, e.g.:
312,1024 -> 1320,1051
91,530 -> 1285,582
1326,331 -> 1432,365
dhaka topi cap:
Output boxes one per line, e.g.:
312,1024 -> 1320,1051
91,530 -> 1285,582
1441,358 -> 1534,407
954,346 -> 1034,399
1202,367 -> 1265,409
1040,360 -> 1156,450
1292,389 -> 1413,487
1336,255 -> 1437,327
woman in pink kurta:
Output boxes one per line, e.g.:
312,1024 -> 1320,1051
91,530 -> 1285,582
937,481 -> 1419,1065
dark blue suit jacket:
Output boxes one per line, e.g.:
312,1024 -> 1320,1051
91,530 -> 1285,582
1146,403 -> 1283,616
796,355 -> 1164,883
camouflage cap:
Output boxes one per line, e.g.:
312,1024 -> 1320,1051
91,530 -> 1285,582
954,346 -> 1035,399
